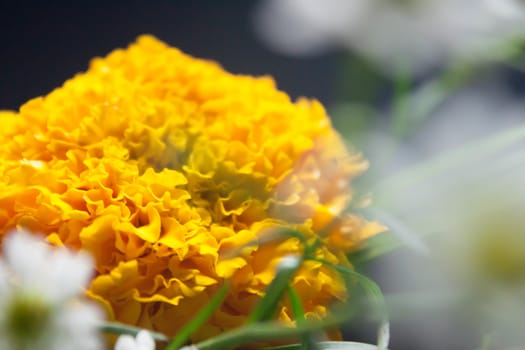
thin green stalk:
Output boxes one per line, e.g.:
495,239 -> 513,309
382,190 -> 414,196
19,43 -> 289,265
391,34 -> 524,140
98,322 -> 169,342
166,282 -> 230,350
346,231 -> 402,266
313,258 -> 385,313
391,62 -> 472,140
287,285 -> 305,324
391,63 -> 412,137
185,316 -> 352,350
249,256 -> 302,323
287,285 -> 316,350
264,341 -> 381,350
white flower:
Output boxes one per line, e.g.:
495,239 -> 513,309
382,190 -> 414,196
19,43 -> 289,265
0,230 -> 103,350
115,330 -> 155,350
253,0 -> 525,75
367,83 -> 525,348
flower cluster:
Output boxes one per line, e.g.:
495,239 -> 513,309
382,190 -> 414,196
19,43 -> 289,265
0,36 -> 382,341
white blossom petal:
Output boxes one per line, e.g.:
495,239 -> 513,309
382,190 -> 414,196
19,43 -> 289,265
115,335 -> 137,350
46,249 -> 94,302
135,330 -> 156,350
115,331 -> 155,350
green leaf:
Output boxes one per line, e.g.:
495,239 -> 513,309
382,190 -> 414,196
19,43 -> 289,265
480,36 -> 525,70
249,255 -> 302,323
312,258 -> 386,318
346,232 -> 400,266
185,316 -> 366,350
98,322 -> 168,342
265,341 -> 386,350
287,285 -> 306,324
166,282 -> 230,350
312,260 -> 389,349
287,285 -> 318,350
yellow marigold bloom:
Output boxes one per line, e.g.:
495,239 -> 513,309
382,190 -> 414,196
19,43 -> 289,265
0,36 -> 383,341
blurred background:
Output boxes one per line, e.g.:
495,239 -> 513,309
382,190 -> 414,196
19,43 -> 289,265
2,1 -> 525,349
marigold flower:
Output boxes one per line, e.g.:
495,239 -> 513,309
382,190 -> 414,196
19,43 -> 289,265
0,35 -> 383,341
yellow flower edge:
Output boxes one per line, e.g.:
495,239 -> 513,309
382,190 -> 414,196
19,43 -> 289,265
0,35 -> 384,342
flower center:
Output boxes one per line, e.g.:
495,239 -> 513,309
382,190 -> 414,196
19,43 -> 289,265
6,294 -> 52,348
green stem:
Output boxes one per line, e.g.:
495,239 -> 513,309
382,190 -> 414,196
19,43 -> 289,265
98,322 -> 169,342
166,282 -> 231,350
391,63 -> 471,139
478,331 -> 495,350
185,317 -> 347,350
391,63 -> 412,137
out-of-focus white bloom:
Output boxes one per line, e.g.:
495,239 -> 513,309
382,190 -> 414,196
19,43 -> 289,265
0,230 -> 103,350
115,330 -> 155,350
369,81 -> 525,253
436,182 -> 525,348
367,83 -> 525,348
253,0 -> 525,75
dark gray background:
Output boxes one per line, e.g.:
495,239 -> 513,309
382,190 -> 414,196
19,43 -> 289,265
0,0 -> 341,110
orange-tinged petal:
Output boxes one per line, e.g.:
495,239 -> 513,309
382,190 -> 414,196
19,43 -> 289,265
0,35 -> 384,343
